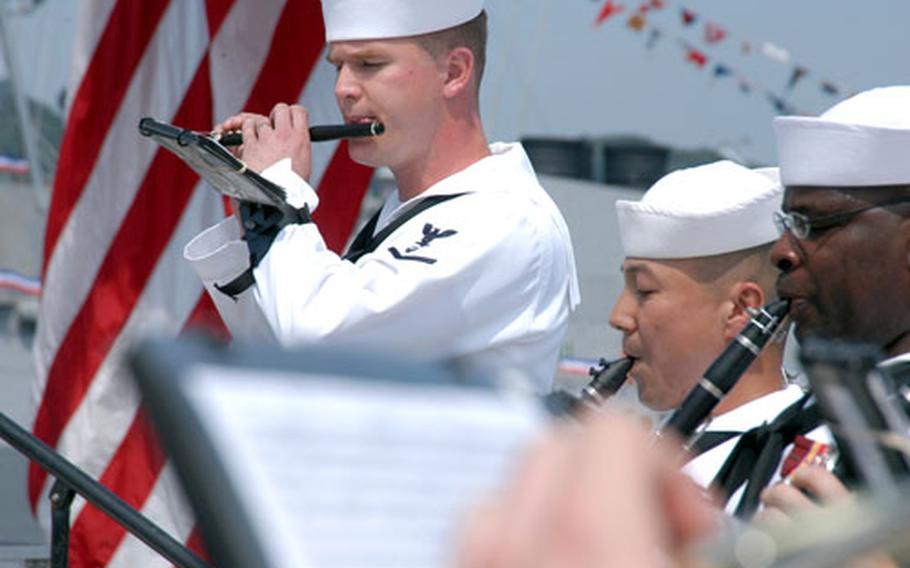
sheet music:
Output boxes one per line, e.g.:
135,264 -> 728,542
185,365 -> 545,568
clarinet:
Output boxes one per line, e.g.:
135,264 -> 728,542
581,356 -> 635,406
661,299 -> 790,441
544,357 -> 633,416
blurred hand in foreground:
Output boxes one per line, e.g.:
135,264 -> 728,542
457,411 -> 717,568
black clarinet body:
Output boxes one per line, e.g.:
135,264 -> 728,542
662,299 -> 790,440
544,357 -> 633,416
581,357 -> 635,406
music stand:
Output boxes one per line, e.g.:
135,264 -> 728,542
129,337 -> 544,568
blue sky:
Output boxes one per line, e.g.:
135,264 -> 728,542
5,0 -> 909,166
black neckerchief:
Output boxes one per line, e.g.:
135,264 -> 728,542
343,193 -> 468,263
709,392 -> 821,520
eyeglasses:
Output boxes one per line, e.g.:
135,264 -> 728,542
773,195 -> 910,240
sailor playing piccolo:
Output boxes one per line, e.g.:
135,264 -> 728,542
184,0 -> 579,392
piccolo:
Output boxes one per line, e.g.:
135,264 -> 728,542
215,121 -> 385,146
660,299 -> 790,441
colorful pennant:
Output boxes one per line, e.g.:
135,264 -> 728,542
681,7 -> 697,25
646,27 -> 662,49
685,45 -> 708,67
821,81 -> 841,96
627,12 -> 647,31
761,41 -> 791,63
589,0 -> 848,116
595,0 -> 627,26
787,65 -> 808,90
704,22 -> 726,44
713,63 -> 732,78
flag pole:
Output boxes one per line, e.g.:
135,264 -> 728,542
0,2 -> 47,210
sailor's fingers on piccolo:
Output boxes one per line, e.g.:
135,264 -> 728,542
213,112 -> 267,137
268,103 -> 301,138
288,104 -> 310,134
269,103 -> 290,128
241,115 -> 269,143
267,103 -> 310,140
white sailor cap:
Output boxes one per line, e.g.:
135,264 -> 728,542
615,160 -> 782,259
775,86 -> 910,187
322,0 -> 484,43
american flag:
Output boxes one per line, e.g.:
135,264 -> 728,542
29,1 -> 373,565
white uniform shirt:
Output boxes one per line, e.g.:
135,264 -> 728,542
682,383 -> 833,513
184,142 -> 580,392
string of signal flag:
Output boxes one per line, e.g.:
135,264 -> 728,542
591,0 -> 854,116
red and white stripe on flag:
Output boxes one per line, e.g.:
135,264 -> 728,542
29,1 -> 373,566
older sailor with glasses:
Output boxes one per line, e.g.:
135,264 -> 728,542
760,86 -> 910,524
771,86 -> 910,352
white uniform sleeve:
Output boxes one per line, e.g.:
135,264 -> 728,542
183,158 -> 320,341
184,216 -> 277,341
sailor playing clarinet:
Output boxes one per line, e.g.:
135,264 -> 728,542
609,160 -> 831,516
